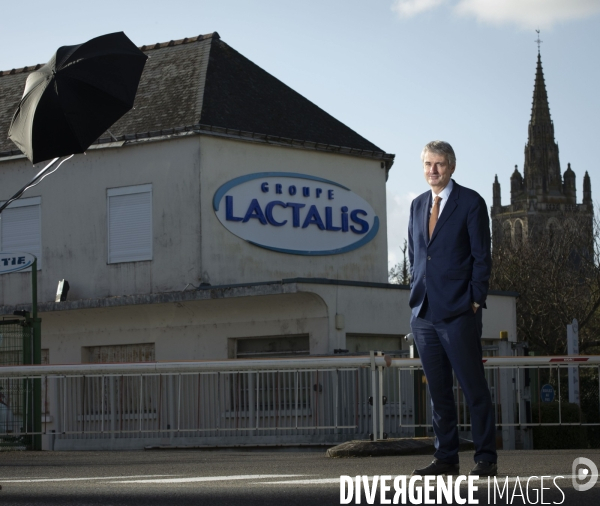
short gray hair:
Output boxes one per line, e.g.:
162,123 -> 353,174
421,140 -> 456,167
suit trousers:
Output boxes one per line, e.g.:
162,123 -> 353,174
410,298 -> 497,464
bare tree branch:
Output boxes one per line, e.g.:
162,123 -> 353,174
490,211 -> 600,355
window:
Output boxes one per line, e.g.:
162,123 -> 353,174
84,343 -> 155,363
231,335 -> 310,359
345,334 -> 405,354
0,197 -> 41,269
503,221 -> 512,244
513,220 -> 523,248
547,218 -> 561,247
227,335 -> 311,413
81,344 -> 156,426
107,184 -> 152,264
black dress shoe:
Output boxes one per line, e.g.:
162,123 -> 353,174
411,459 -> 460,476
469,461 -> 498,477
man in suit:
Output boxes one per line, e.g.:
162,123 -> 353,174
408,140 -> 497,477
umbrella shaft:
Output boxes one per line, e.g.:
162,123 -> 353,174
0,157 -> 61,215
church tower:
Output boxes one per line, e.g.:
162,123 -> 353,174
491,45 -> 593,247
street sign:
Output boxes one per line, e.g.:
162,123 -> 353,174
541,384 -> 555,403
0,252 -> 36,274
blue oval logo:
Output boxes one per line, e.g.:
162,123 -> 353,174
213,172 -> 379,256
0,251 -> 36,274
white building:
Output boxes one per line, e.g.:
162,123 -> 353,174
0,32 -> 517,366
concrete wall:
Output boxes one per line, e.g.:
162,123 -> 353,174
198,136 -> 388,286
40,291 -> 330,364
289,284 -> 516,351
37,283 -> 516,365
0,134 -> 387,307
0,138 -> 202,306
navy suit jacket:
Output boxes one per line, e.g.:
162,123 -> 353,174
408,180 -> 492,321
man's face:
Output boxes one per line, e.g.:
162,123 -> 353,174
423,150 -> 455,192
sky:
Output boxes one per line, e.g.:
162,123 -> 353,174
1,0 -> 599,268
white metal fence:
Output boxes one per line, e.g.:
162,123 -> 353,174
386,355 -> 600,450
1,355 -> 599,450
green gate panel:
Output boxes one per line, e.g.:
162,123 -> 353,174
0,319 -> 32,450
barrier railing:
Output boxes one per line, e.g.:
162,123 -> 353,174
0,356 -> 386,449
1,355 -> 599,450
384,355 -> 600,449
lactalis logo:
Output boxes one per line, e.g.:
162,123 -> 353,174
572,457 -> 598,492
213,172 -> 379,255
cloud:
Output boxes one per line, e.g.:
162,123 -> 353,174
455,0 -> 600,29
391,0 -> 448,18
391,0 -> 600,28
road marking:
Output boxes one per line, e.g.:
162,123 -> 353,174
112,474 -> 307,484
255,475 -> 586,486
0,477 -> 50,480
257,478 -> 340,485
10,474 -> 590,488
2,475 -> 176,483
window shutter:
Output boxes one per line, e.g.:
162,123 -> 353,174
108,186 -> 152,264
0,199 -> 41,269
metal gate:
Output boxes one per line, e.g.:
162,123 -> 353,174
0,317 -> 32,450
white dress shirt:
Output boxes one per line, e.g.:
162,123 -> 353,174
430,179 -> 454,217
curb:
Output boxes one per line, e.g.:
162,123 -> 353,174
326,437 -> 475,458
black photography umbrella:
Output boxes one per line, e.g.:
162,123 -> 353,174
8,31 -> 147,164
0,32 -> 147,215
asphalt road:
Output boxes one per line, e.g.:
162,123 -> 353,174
0,448 -> 599,505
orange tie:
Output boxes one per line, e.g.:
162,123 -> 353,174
429,196 -> 441,239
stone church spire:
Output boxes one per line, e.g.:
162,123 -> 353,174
523,51 -> 562,201
493,174 -> 501,207
530,53 -> 552,127
491,37 -> 593,248
583,171 -> 592,204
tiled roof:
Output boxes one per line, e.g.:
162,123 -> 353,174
0,71 -> 31,155
0,33 -> 393,165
